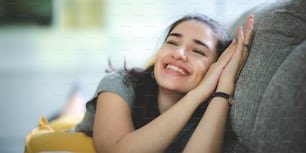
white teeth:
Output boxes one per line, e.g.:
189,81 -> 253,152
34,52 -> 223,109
166,64 -> 187,75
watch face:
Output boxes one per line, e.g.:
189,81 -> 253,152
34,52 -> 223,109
228,97 -> 234,106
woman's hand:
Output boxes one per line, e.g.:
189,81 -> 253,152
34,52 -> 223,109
191,15 -> 254,102
216,15 -> 254,94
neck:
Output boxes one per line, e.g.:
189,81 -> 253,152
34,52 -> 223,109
157,87 -> 185,114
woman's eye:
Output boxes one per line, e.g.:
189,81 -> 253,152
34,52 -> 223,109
166,41 -> 178,46
192,49 -> 206,56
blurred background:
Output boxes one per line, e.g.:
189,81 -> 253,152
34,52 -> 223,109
0,0 -> 272,152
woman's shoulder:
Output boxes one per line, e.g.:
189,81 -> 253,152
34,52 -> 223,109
95,71 -> 135,108
102,71 -> 128,81
98,70 -> 133,92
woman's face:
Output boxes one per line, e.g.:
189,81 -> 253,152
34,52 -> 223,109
154,20 -> 218,94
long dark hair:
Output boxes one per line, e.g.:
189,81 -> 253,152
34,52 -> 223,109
123,13 -> 231,129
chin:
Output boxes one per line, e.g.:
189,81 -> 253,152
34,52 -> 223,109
158,81 -> 192,94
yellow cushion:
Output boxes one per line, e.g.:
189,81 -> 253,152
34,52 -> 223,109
25,131 -> 95,153
25,116 -> 96,153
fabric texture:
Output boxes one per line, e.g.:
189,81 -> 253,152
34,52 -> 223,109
224,0 -> 306,152
75,71 -> 135,135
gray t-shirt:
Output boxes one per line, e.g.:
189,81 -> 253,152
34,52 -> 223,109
75,71 -> 207,153
75,71 -> 135,135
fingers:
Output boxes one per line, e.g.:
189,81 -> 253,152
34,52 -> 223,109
201,40 -> 237,86
237,26 -> 244,56
216,40 -> 237,71
235,15 -> 254,79
232,26 -> 245,70
218,40 -> 236,62
244,15 -> 254,46
241,15 -> 254,63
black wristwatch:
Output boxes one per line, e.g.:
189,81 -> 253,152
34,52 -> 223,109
212,92 -> 234,106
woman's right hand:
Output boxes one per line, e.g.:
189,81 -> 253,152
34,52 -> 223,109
192,15 -> 254,103
217,16 -> 254,94
191,40 -> 237,101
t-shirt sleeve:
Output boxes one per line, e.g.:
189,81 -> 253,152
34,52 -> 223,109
75,71 -> 135,135
93,72 -> 135,108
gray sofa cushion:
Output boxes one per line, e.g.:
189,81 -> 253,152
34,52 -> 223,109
225,0 -> 306,152
250,41 -> 306,152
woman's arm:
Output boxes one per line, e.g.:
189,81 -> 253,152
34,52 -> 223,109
182,15 -> 254,153
93,90 -> 205,153
183,95 -> 230,153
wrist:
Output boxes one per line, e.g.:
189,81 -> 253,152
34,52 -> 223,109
188,88 -> 211,104
210,91 -> 235,106
216,84 -> 234,95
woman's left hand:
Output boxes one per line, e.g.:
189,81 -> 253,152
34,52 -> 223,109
216,15 -> 254,94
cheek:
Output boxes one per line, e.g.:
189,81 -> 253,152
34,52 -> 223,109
155,47 -> 169,66
194,60 -> 211,79
154,52 -> 163,68
154,50 -> 165,74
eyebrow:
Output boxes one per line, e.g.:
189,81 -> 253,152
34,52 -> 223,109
168,33 -> 182,38
194,39 -> 210,51
168,32 -> 211,51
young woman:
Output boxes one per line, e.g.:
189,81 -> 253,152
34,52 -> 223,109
75,14 -> 254,153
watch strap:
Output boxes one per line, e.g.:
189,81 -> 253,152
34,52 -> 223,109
212,92 -> 234,106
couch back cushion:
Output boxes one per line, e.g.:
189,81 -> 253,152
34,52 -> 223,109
227,0 -> 306,152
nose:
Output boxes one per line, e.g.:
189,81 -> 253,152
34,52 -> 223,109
173,48 -> 188,61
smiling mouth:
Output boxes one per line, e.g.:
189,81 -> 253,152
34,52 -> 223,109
165,64 -> 188,75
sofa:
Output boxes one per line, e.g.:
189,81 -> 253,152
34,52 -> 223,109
25,0 -> 306,152
223,0 -> 306,152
